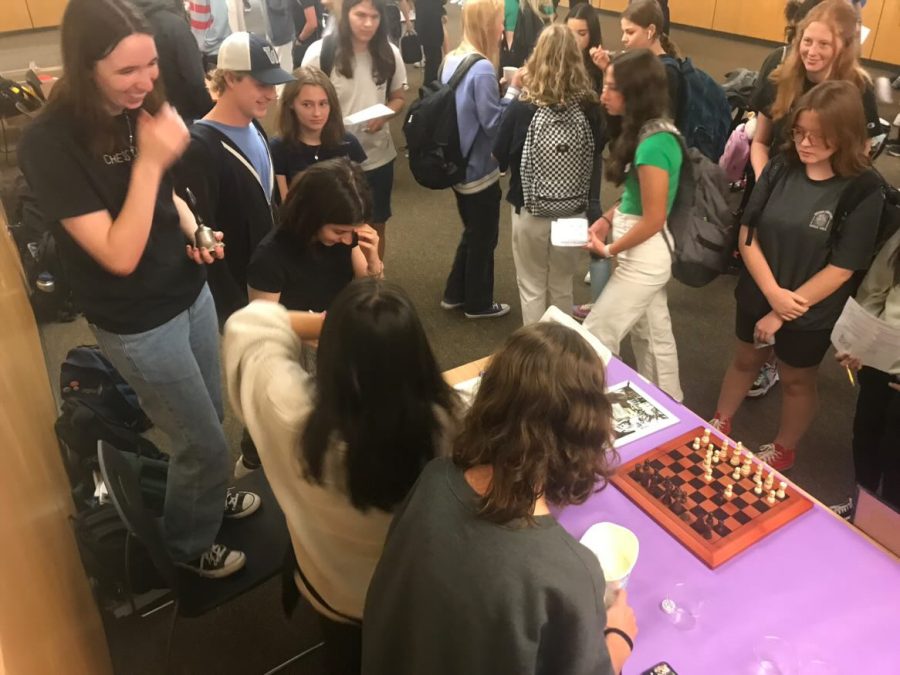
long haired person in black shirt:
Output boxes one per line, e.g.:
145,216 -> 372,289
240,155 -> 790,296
19,0 -> 258,579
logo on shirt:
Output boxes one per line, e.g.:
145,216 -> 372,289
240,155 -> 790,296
103,147 -> 136,165
808,210 -> 833,232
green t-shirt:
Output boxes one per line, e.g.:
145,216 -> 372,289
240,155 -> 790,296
618,132 -> 683,217
505,0 -> 518,31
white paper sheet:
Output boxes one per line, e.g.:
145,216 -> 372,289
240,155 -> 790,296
343,104 -> 395,126
550,217 -> 589,247
830,297 -> 900,372
539,305 -> 612,365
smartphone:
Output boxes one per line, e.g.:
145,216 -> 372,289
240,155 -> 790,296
640,663 -> 679,675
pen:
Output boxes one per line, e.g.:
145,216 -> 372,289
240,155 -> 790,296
845,366 -> 856,387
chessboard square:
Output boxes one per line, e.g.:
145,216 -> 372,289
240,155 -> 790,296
733,511 -> 752,525
690,504 -> 707,518
713,508 -> 729,520
690,491 -> 707,504
669,461 -> 685,472
756,501 -> 770,513
732,484 -> 747,495
732,497 -> 748,509
671,475 -> 686,486
688,466 -> 703,477
689,478 -> 705,489
650,459 -> 664,470
670,449 -> 684,460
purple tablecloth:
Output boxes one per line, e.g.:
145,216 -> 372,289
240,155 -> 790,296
557,359 -> 900,675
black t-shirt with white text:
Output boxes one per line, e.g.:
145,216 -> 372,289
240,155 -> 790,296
737,160 -> 883,330
18,106 -> 205,334
246,228 -> 357,312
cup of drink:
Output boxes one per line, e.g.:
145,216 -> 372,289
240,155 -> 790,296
579,522 -> 639,607
503,66 -> 518,84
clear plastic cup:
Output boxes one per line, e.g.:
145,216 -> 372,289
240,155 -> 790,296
753,635 -> 798,675
579,522 -> 639,607
659,580 -> 703,631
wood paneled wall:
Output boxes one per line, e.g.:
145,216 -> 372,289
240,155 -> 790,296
0,210 -> 112,674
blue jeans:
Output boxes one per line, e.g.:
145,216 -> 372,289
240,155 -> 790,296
91,284 -> 229,562
589,255 -> 611,302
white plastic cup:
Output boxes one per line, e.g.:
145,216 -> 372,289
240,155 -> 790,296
579,522 -> 639,607
503,66 -> 518,84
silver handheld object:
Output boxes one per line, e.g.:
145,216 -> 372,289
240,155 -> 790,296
184,187 -> 218,251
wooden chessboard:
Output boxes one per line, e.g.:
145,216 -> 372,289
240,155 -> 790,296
610,427 -> 814,568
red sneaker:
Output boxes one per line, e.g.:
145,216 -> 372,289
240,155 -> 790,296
755,443 -> 795,471
709,414 -> 732,437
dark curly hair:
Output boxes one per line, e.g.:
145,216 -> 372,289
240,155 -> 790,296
453,322 -> 618,524
604,49 -> 670,185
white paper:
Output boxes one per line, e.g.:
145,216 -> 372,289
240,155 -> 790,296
539,305 -> 612,365
830,297 -> 900,372
343,104 -> 395,126
454,375 -> 481,407
550,217 -> 589,247
861,25 -> 871,45
606,380 -> 679,448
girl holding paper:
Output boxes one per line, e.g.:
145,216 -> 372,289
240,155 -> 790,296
302,0 -> 407,258
270,67 -> 367,202
494,24 -> 604,325
832,229 -> 900,514
710,81 -> 883,472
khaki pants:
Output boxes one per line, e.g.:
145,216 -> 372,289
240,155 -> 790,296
511,207 -> 585,325
583,210 -> 683,401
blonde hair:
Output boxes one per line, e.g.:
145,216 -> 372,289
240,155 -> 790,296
771,0 -> 870,121
521,24 -> 596,107
452,0 -> 504,67
208,68 -> 248,97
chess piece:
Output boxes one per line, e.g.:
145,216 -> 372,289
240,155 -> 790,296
767,490 -> 777,505
702,428 -> 711,444
754,483 -> 763,495
713,450 -> 721,464
755,463 -> 764,479
764,473 -> 775,491
741,463 -> 752,477
692,437 -> 701,450
703,468 -> 714,483
731,449 -> 742,466
724,484 -> 734,500
777,481 -> 787,499
732,466 -> 741,481
708,443 -> 715,454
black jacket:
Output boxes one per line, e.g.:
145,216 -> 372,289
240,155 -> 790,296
493,98 -> 606,221
133,0 -> 213,122
175,121 -> 276,322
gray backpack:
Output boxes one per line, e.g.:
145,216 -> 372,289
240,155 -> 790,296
639,119 -> 735,288
521,103 -> 594,218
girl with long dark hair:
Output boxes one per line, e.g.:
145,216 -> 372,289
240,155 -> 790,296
711,81 -> 884,472
566,2 -> 604,91
582,49 -> 684,402
18,0 -> 256,579
302,0 -> 407,258
224,278 -> 458,673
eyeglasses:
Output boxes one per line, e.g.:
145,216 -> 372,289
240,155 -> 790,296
791,127 -> 827,147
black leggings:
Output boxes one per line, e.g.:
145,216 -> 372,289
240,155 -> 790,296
852,367 -> 900,509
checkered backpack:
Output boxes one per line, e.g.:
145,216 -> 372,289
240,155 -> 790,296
521,103 -> 594,218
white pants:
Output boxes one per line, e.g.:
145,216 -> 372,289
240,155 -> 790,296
583,210 -> 683,401
511,207 -> 585,325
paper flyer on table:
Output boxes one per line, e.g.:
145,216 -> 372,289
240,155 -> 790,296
550,217 -> 589,247
830,297 -> 900,372
539,305 -> 612,365
343,104 -> 395,126
606,380 -> 679,448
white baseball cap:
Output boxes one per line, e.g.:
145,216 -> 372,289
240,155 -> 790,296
216,32 -> 295,85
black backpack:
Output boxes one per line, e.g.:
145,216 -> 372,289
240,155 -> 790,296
60,345 -> 153,433
0,75 -> 42,118
403,54 -> 485,190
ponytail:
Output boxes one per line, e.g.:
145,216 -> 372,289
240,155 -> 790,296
659,33 -> 680,58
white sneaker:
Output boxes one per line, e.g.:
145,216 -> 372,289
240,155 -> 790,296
178,544 -> 246,579
233,455 -> 259,479
829,498 -> 854,521
583,270 -> 591,285
747,361 -> 779,398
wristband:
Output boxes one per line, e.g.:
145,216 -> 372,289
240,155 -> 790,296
599,215 -> 612,228
604,627 -> 634,652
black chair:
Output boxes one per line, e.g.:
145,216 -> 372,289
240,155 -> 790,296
97,440 -> 323,671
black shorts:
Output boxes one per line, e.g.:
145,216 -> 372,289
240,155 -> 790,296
365,160 -> 394,224
735,305 -> 832,369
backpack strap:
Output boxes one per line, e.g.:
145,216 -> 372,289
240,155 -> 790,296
443,53 -> 486,91
743,154 -> 788,246
829,169 -> 884,249
319,34 -> 337,77
638,118 -> 681,145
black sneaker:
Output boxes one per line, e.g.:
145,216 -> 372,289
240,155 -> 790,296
887,141 -> 900,157
178,544 -> 246,579
464,302 -> 511,319
829,498 -> 854,521
224,487 -> 261,519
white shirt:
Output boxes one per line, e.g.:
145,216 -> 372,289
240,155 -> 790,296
302,39 -> 407,171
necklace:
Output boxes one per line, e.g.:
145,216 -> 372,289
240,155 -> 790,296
124,113 -> 135,156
